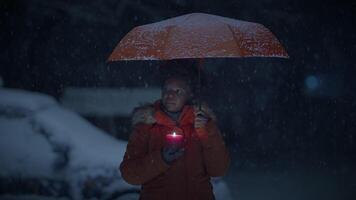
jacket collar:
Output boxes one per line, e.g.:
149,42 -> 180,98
153,100 -> 194,127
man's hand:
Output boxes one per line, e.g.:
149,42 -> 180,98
194,110 -> 210,129
161,146 -> 185,165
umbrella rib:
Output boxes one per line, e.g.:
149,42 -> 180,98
163,14 -> 194,60
182,13 -> 195,24
225,23 -> 243,57
161,25 -> 175,60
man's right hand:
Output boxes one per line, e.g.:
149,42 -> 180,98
161,146 -> 185,165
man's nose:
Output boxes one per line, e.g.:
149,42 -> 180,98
167,92 -> 175,98
165,91 -> 176,99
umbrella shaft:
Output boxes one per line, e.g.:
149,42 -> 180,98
198,59 -> 204,111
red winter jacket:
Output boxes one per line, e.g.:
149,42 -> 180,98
119,101 -> 230,200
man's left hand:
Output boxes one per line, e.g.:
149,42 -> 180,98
194,110 -> 210,128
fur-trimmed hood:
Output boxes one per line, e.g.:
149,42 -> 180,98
131,101 -> 217,126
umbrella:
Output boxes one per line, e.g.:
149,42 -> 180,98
107,12 -> 289,107
108,13 -> 288,61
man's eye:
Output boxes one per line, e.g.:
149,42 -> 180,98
176,89 -> 184,95
162,88 -> 185,96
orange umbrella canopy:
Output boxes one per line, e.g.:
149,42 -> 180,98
108,13 -> 288,61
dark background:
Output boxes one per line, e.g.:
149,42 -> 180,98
1,0 -> 356,199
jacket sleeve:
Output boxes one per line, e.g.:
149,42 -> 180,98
119,124 -> 170,185
195,121 -> 230,177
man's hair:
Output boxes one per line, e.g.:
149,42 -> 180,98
159,59 -> 205,94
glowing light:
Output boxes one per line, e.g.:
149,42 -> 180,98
166,131 -> 183,148
305,75 -> 319,90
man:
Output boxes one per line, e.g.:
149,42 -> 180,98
120,72 -> 230,200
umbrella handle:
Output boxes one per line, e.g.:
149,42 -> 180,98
197,58 -> 204,111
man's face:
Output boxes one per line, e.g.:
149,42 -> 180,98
161,78 -> 192,113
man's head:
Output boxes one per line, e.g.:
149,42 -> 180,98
161,76 -> 193,113
159,59 -> 201,112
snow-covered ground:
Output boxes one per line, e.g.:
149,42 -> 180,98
0,195 -> 69,200
224,157 -> 356,200
0,88 -> 232,200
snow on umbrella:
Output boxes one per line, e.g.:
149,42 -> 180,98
107,12 -> 288,61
